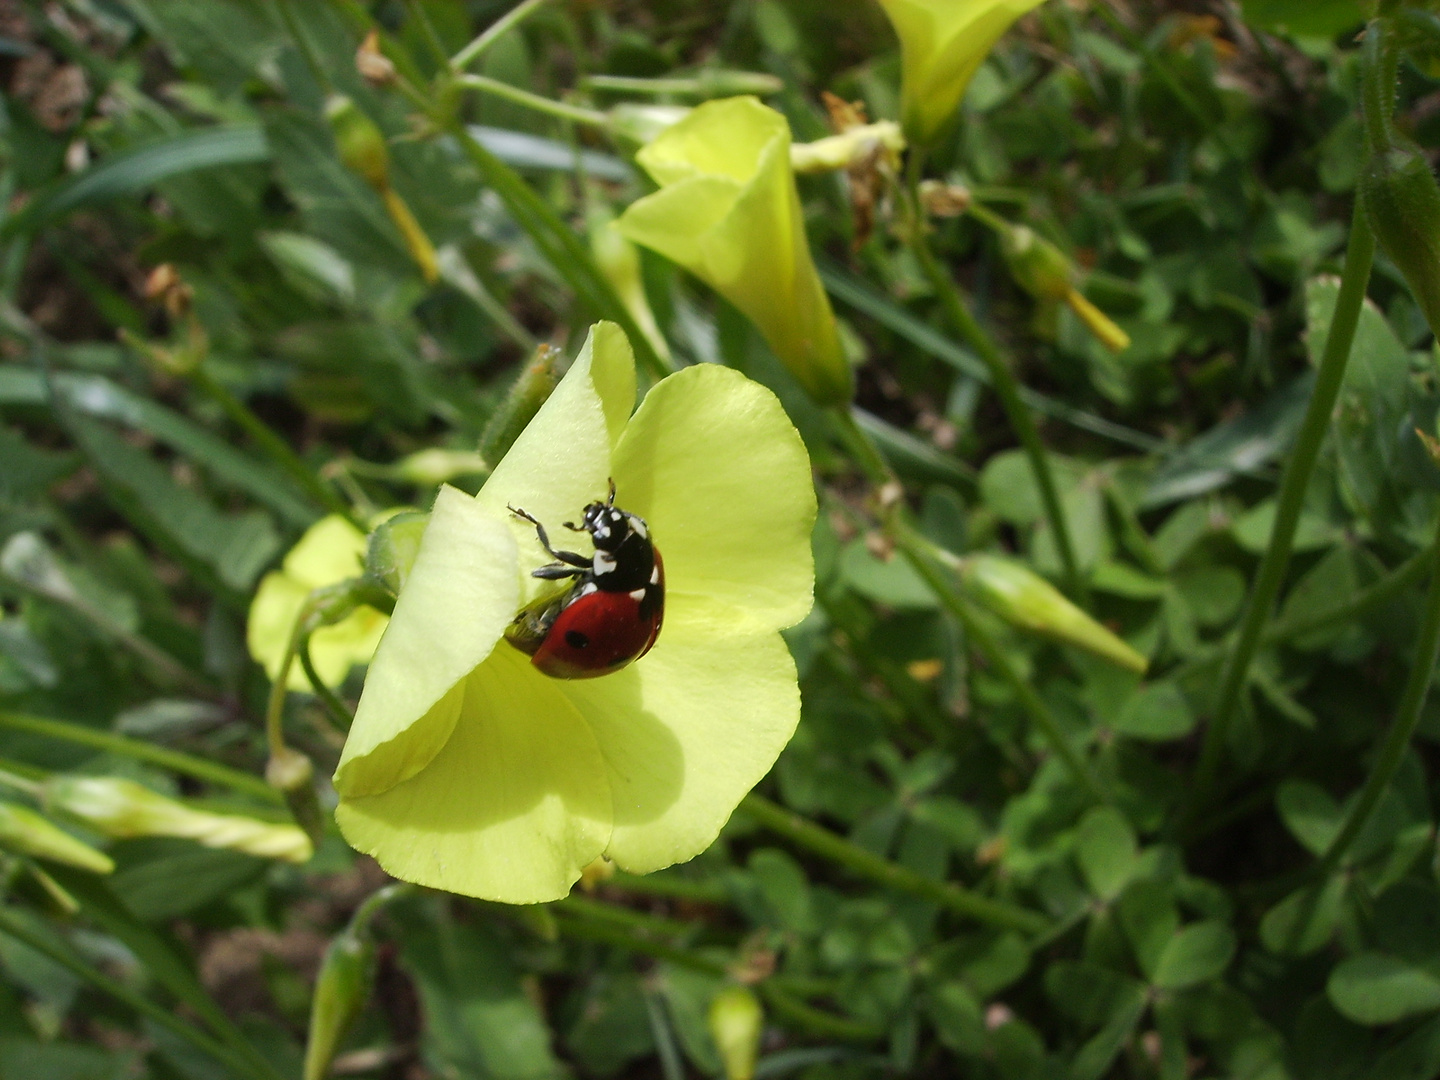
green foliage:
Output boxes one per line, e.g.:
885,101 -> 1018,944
3,0 -> 1440,1078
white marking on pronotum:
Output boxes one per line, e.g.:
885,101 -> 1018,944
629,517 -> 648,539
579,582 -> 598,597
629,588 -> 646,601
593,551 -> 617,575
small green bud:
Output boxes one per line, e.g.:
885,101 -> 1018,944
960,554 -> 1147,673
479,344 -> 565,466
44,775 -> 314,863
325,94 -> 390,191
1360,138 -> 1440,339
365,511 -> 430,597
607,103 -> 691,146
708,985 -> 763,1080
0,801 -> 113,874
1000,225 -> 1074,302
392,449 -> 490,488
265,747 -> 327,849
303,929 -> 373,1080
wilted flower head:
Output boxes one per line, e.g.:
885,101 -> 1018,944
334,322 -> 815,903
877,0 -> 1049,145
248,515 -> 388,691
617,97 -> 853,405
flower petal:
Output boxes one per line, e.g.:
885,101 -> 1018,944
611,363 -> 815,635
477,322 -> 636,599
306,608 -> 389,688
247,570 -> 308,686
336,645 -> 612,902
334,485 -> 518,797
282,514 -> 368,587
562,602 -> 799,874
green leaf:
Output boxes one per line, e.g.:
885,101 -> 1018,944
1076,807 -> 1139,901
109,840 -> 267,921
1370,1013 -> 1440,1080
838,539 -> 937,609
1276,780 -> 1341,857
1259,876 -> 1347,957
1151,921 -> 1235,990
1118,881 -> 1179,980
1328,953 -> 1440,1026
1112,680 -> 1196,741
0,126 -> 269,241
1239,0 -> 1362,39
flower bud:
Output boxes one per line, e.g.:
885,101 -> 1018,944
999,225 -> 1130,353
708,985 -> 763,1080
789,121 -> 905,174
607,103 -> 691,146
325,94 -> 390,191
303,929 -> 373,1080
355,30 -> 397,89
266,747 -> 327,849
365,511 -> 430,597
479,343 -> 565,466
588,206 -> 670,364
919,179 -> 972,217
959,553 -> 1147,673
44,775 -> 314,863
1360,137 -> 1440,339
391,449 -> 490,488
0,801 -> 113,874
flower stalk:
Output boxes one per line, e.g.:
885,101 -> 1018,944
1187,204 -> 1375,821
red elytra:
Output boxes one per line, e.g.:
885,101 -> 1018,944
503,483 -> 665,679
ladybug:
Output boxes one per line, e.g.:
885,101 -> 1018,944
503,480 -> 664,679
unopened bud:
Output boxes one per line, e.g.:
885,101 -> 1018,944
355,30 -> 397,88
45,775 -> 314,863
607,103 -> 691,146
303,929 -> 373,1080
1064,288 -> 1131,354
480,344 -> 565,465
1000,224 -> 1073,303
143,264 -> 194,318
365,511 -> 429,597
392,448 -> 489,488
708,985 -> 763,1080
790,121 -> 905,174
0,801 -> 113,874
1361,137 -> 1440,340
918,179 -> 971,217
959,554 -> 1147,673
588,208 -> 670,364
325,94 -> 390,191
266,747 -> 326,849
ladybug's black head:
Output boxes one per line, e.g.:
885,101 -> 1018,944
579,501 -> 634,552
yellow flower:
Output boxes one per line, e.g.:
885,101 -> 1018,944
333,322 -> 815,902
617,97 -> 853,405
877,0 -> 1050,145
247,515 -> 388,691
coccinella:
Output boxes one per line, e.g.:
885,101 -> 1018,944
503,480 -> 664,679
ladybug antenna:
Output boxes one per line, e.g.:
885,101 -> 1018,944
607,478 -> 616,506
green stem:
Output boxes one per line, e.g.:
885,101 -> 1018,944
1317,520 -> 1440,876
893,526 -> 1111,805
904,167 -> 1084,600
451,0 -> 551,71
0,906 -> 283,1080
759,983 -> 884,1044
453,73 -> 608,127
740,793 -> 1051,935
0,711 -> 277,801
1187,207 -> 1375,819
830,407 -> 893,485
190,365 -> 361,529
298,633 -> 355,732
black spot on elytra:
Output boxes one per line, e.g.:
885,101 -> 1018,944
565,630 -> 589,650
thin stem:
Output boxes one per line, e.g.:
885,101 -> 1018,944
190,365 -> 361,529
893,527 -> 1111,805
451,0 -> 551,71
1317,521 -> 1440,876
454,73 -> 608,127
0,711 -> 278,801
0,766 -> 41,797
740,793 -> 1051,935
581,74 -> 704,95
904,166 -> 1084,600
298,633 -> 355,732
830,407 -> 893,486
264,611 -> 307,763
0,906 -> 283,1080
1187,207 -> 1375,820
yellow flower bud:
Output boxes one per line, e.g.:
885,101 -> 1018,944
960,554 -> 1147,673
878,0 -> 1049,145
0,801 -> 113,874
708,985 -> 763,1080
44,776 -> 314,863
617,97 -> 853,404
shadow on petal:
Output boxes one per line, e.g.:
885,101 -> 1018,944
335,647 -> 615,903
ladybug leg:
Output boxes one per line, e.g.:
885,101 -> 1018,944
508,505 -> 591,573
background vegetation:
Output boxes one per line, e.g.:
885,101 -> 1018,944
0,0 -> 1434,1077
